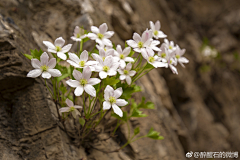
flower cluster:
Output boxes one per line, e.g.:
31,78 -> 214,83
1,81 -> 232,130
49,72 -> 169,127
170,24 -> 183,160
26,20 -> 188,117
25,20 -> 187,147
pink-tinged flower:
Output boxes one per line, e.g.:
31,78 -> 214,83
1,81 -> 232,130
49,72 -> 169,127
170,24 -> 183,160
92,48 -> 115,62
43,37 -> 72,60
114,45 -> 134,68
126,29 -> 152,54
103,85 -> 128,117
161,39 -> 176,52
118,63 -> 136,85
66,66 -> 101,97
149,20 -> 167,39
27,52 -> 62,79
67,50 -> 98,71
71,26 -> 87,41
94,55 -> 120,79
87,23 -> 114,47
174,45 -> 189,68
142,48 -> 168,68
164,48 -> 178,74
59,98 -> 82,118
96,43 -> 113,53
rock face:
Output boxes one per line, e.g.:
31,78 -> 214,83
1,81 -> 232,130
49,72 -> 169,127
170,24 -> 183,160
0,0 -> 240,160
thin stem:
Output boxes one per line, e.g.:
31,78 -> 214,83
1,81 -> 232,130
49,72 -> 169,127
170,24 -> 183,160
80,40 -> 83,54
133,68 -> 154,83
83,92 -> 86,116
45,79 -> 53,98
127,121 -> 131,140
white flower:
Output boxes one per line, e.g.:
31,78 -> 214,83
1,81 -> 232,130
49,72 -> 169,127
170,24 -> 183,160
96,43 -> 113,53
43,37 -> 72,60
149,20 -> 167,39
118,63 -> 136,85
114,45 -> 134,68
174,45 -> 189,68
59,98 -> 82,118
126,29 -> 152,54
71,26 -> 87,41
164,48 -> 178,74
92,48 -> 115,62
161,39 -> 176,52
87,23 -> 114,47
103,85 -> 128,117
67,50 -> 98,71
27,52 -> 62,79
142,48 -> 168,68
94,55 -> 119,79
66,66 -> 101,97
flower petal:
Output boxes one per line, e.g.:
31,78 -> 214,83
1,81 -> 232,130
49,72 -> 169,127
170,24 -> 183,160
119,60 -> 126,69
115,99 -> 128,106
112,104 -> 123,117
48,69 -> 62,77
48,48 -> 57,53
108,69 -> 117,76
149,21 -> 155,31
61,44 -> 72,53
104,31 -> 114,38
54,37 -> 65,47
133,33 -> 141,42
73,69 -> 82,81
80,50 -> 88,61
57,52 -> 67,60
66,98 -> 74,107
103,101 -> 111,110
123,47 -> 131,56
155,20 -> 161,30
27,69 -> 42,78
119,74 -> 126,80
43,41 -> 55,49
84,84 -> 96,97
74,105 -> 82,109
102,38 -> 113,47
127,40 -> 138,48
116,45 -> 122,54
99,23 -> 108,34
47,58 -> 56,69
42,71 -> 51,79
129,70 -> 136,76
88,78 -> 101,85
83,66 -> 92,80
104,85 -> 114,100
40,52 -> 49,65
126,63 -> 132,70
114,87 -> 122,99
99,71 -> 108,79
69,52 -> 80,63
91,26 -> 99,34
85,60 -> 98,66
74,86 -> 84,96
67,60 -> 80,68
126,76 -> 131,85
59,107 -> 70,113
31,59 -> 41,69
87,33 -> 97,40
66,79 -> 79,88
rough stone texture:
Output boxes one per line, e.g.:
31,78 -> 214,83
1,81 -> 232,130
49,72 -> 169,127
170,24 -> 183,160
0,0 -> 240,160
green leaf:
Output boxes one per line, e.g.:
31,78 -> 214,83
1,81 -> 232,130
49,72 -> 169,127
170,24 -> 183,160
59,83 -> 67,94
30,49 -> 44,60
131,108 -> 147,117
23,54 -> 33,60
104,77 -> 120,86
138,97 -> 155,109
147,127 -> 164,140
144,63 -> 155,70
134,127 -> 140,135
57,73 -> 69,83
79,118 -> 85,126
111,111 -> 128,121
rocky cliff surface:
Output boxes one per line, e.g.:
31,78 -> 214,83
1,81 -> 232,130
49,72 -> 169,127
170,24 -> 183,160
0,0 -> 240,160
